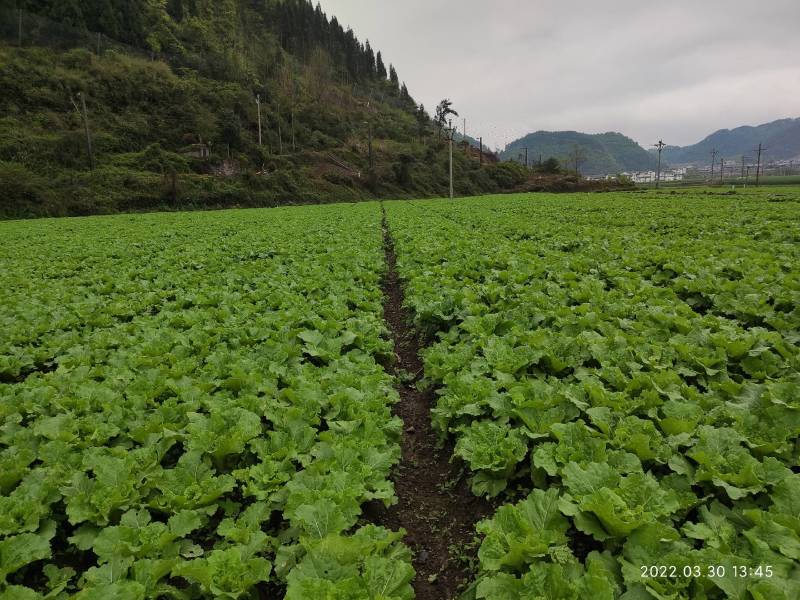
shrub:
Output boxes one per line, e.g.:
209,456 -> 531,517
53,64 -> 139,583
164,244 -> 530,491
486,162 -> 528,188
0,162 -> 57,218
110,143 -> 191,174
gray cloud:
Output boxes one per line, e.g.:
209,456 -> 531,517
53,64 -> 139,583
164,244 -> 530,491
317,0 -> 800,149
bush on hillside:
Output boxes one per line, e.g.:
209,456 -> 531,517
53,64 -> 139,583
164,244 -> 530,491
485,162 -> 528,189
110,144 -> 191,174
0,162 -> 56,217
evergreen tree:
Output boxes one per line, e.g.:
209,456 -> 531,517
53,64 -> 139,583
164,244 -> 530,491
364,40 -> 376,78
400,82 -> 415,109
18,0 -> 420,109
416,104 -> 429,138
219,109 -> 242,150
376,51 -> 387,79
166,0 -> 184,21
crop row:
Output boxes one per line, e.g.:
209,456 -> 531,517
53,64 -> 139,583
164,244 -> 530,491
385,193 -> 800,599
0,205 -> 414,599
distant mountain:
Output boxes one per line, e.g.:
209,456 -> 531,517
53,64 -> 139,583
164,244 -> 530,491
501,131 -> 657,176
661,118 -> 800,165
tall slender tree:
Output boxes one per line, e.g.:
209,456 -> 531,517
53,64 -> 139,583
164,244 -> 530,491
434,99 -> 458,139
416,104 -> 429,139
376,51 -> 387,79
364,40 -> 376,77
400,82 -> 412,105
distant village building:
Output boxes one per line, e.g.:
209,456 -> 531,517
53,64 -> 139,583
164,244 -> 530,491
615,167 -> 687,183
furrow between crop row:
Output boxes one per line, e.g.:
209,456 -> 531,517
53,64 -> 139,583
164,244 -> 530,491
367,204 -> 493,600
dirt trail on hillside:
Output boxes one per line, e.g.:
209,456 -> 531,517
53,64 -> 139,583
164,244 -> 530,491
365,206 -> 493,600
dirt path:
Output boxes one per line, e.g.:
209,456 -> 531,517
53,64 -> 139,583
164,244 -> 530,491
366,207 -> 493,600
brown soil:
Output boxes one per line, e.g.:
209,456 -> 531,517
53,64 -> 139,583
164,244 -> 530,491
365,206 -> 493,600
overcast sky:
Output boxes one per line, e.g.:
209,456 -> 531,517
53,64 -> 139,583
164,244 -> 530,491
317,0 -> 800,150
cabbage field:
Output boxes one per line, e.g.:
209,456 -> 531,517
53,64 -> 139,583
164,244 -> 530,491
1,189 -> 798,599
0,205 -> 412,599
386,190 -> 800,599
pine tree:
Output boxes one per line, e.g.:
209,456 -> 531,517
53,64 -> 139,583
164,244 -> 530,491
389,64 -> 399,92
364,40 -> 376,78
416,104 -> 429,138
376,51 -> 387,79
166,0 -> 184,21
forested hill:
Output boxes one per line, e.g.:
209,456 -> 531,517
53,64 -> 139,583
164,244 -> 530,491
660,118 -> 800,166
500,131 -> 657,176
7,0 -> 408,89
0,0 -> 526,218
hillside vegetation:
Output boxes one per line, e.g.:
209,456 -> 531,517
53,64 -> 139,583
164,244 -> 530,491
0,1 -> 527,218
501,130 -> 657,176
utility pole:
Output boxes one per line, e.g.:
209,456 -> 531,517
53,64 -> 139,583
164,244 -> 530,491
291,108 -> 296,152
256,94 -> 263,147
448,119 -> 454,200
524,147 -> 528,169
73,92 -> 95,170
741,156 -> 745,179
277,110 -> 283,154
366,121 -> 373,171
710,149 -> 719,183
754,143 -> 764,186
654,140 -> 666,189
720,158 -> 725,184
